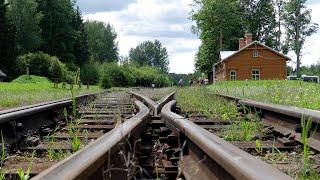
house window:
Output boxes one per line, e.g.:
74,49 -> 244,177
230,70 -> 236,81
253,50 -> 259,58
252,69 -> 260,80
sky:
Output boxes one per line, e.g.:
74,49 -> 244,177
77,0 -> 320,74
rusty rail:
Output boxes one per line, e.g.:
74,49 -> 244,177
0,93 -> 97,123
214,93 -> 320,151
130,91 -> 157,115
32,100 -> 150,180
161,100 -> 292,180
129,91 -> 175,116
239,99 -> 320,124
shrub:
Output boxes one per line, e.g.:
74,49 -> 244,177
80,63 -> 100,85
99,63 -> 172,88
100,73 -> 112,89
100,63 -> 127,87
18,52 -> 67,82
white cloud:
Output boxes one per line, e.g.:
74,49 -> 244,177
83,0 -> 198,74
82,0 -> 320,74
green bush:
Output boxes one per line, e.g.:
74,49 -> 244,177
99,63 -> 172,88
100,63 -> 128,87
80,63 -> 100,85
100,73 -> 112,89
18,52 -> 67,82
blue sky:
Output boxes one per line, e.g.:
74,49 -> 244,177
77,0 -> 320,73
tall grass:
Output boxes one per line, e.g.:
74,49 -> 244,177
208,80 -> 320,110
301,116 -> 313,173
0,81 -> 100,110
176,87 -> 238,120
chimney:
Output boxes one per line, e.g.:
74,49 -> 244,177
245,33 -> 253,45
239,38 -> 245,50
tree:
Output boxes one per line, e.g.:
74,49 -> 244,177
191,0 -> 243,74
283,0 -> 318,77
0,0 -> 16,79
84,21 -> 119,63
129,40 -> 169,72
80,63 -> 100,85
239,0 -> 278,48
275,0 -> 286,51
152,40 -> 169,72
0,0 -> 9,71
72,6 -> 89,66
37,0 -> 77,64
7,0 -> 43,55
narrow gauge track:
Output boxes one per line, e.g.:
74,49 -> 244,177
0,90 -> 135,179
32,91 -> 290,180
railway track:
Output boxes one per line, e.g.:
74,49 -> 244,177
4,89 -> 316,179
174,91 -> 320,178
25,90 -> 291,180
0,90 -> 135,179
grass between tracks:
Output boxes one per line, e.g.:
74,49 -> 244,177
176,87 -> 263,141
0,75 -> 101,110
208,80 -> 320,110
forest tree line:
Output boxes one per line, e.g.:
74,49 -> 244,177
0,0 -> 171,87
191,0 -> 319,77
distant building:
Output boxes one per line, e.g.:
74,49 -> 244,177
213,33 -> 291,82
0,69 -> 7,82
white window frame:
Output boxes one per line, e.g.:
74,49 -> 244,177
253,50 -> 259,58
252,69 -> 260,80
230,70 -> 236,81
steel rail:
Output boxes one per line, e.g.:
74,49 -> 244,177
213,93 -> 320,151
156,92 -> 175,114
32,100 -> 150,180
129,91 -> 157,115
129,91 -> 175,116
0,93 -> 98,115
239,99 -> 320,124
161,100 -> 292,180
0,93 -> 97,124
213,93 -> 320,124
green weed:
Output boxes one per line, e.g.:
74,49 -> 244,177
0,168 -> 5,180
17,151 -> 36,180
255,139 -> 263,154
17,167 -> 30,180
301,116 -> 313,173
1,131 -> 6,166
71,135 -> 81,152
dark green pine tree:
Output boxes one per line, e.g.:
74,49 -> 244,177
72,6 -> 89,66
37,0 -> 77,65
104,23 -> 119,62
0,0 -> 16,79
0,0 -> 9,71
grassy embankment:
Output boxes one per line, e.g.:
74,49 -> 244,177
0,75 -> 101,110
208,80 -> 320,110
